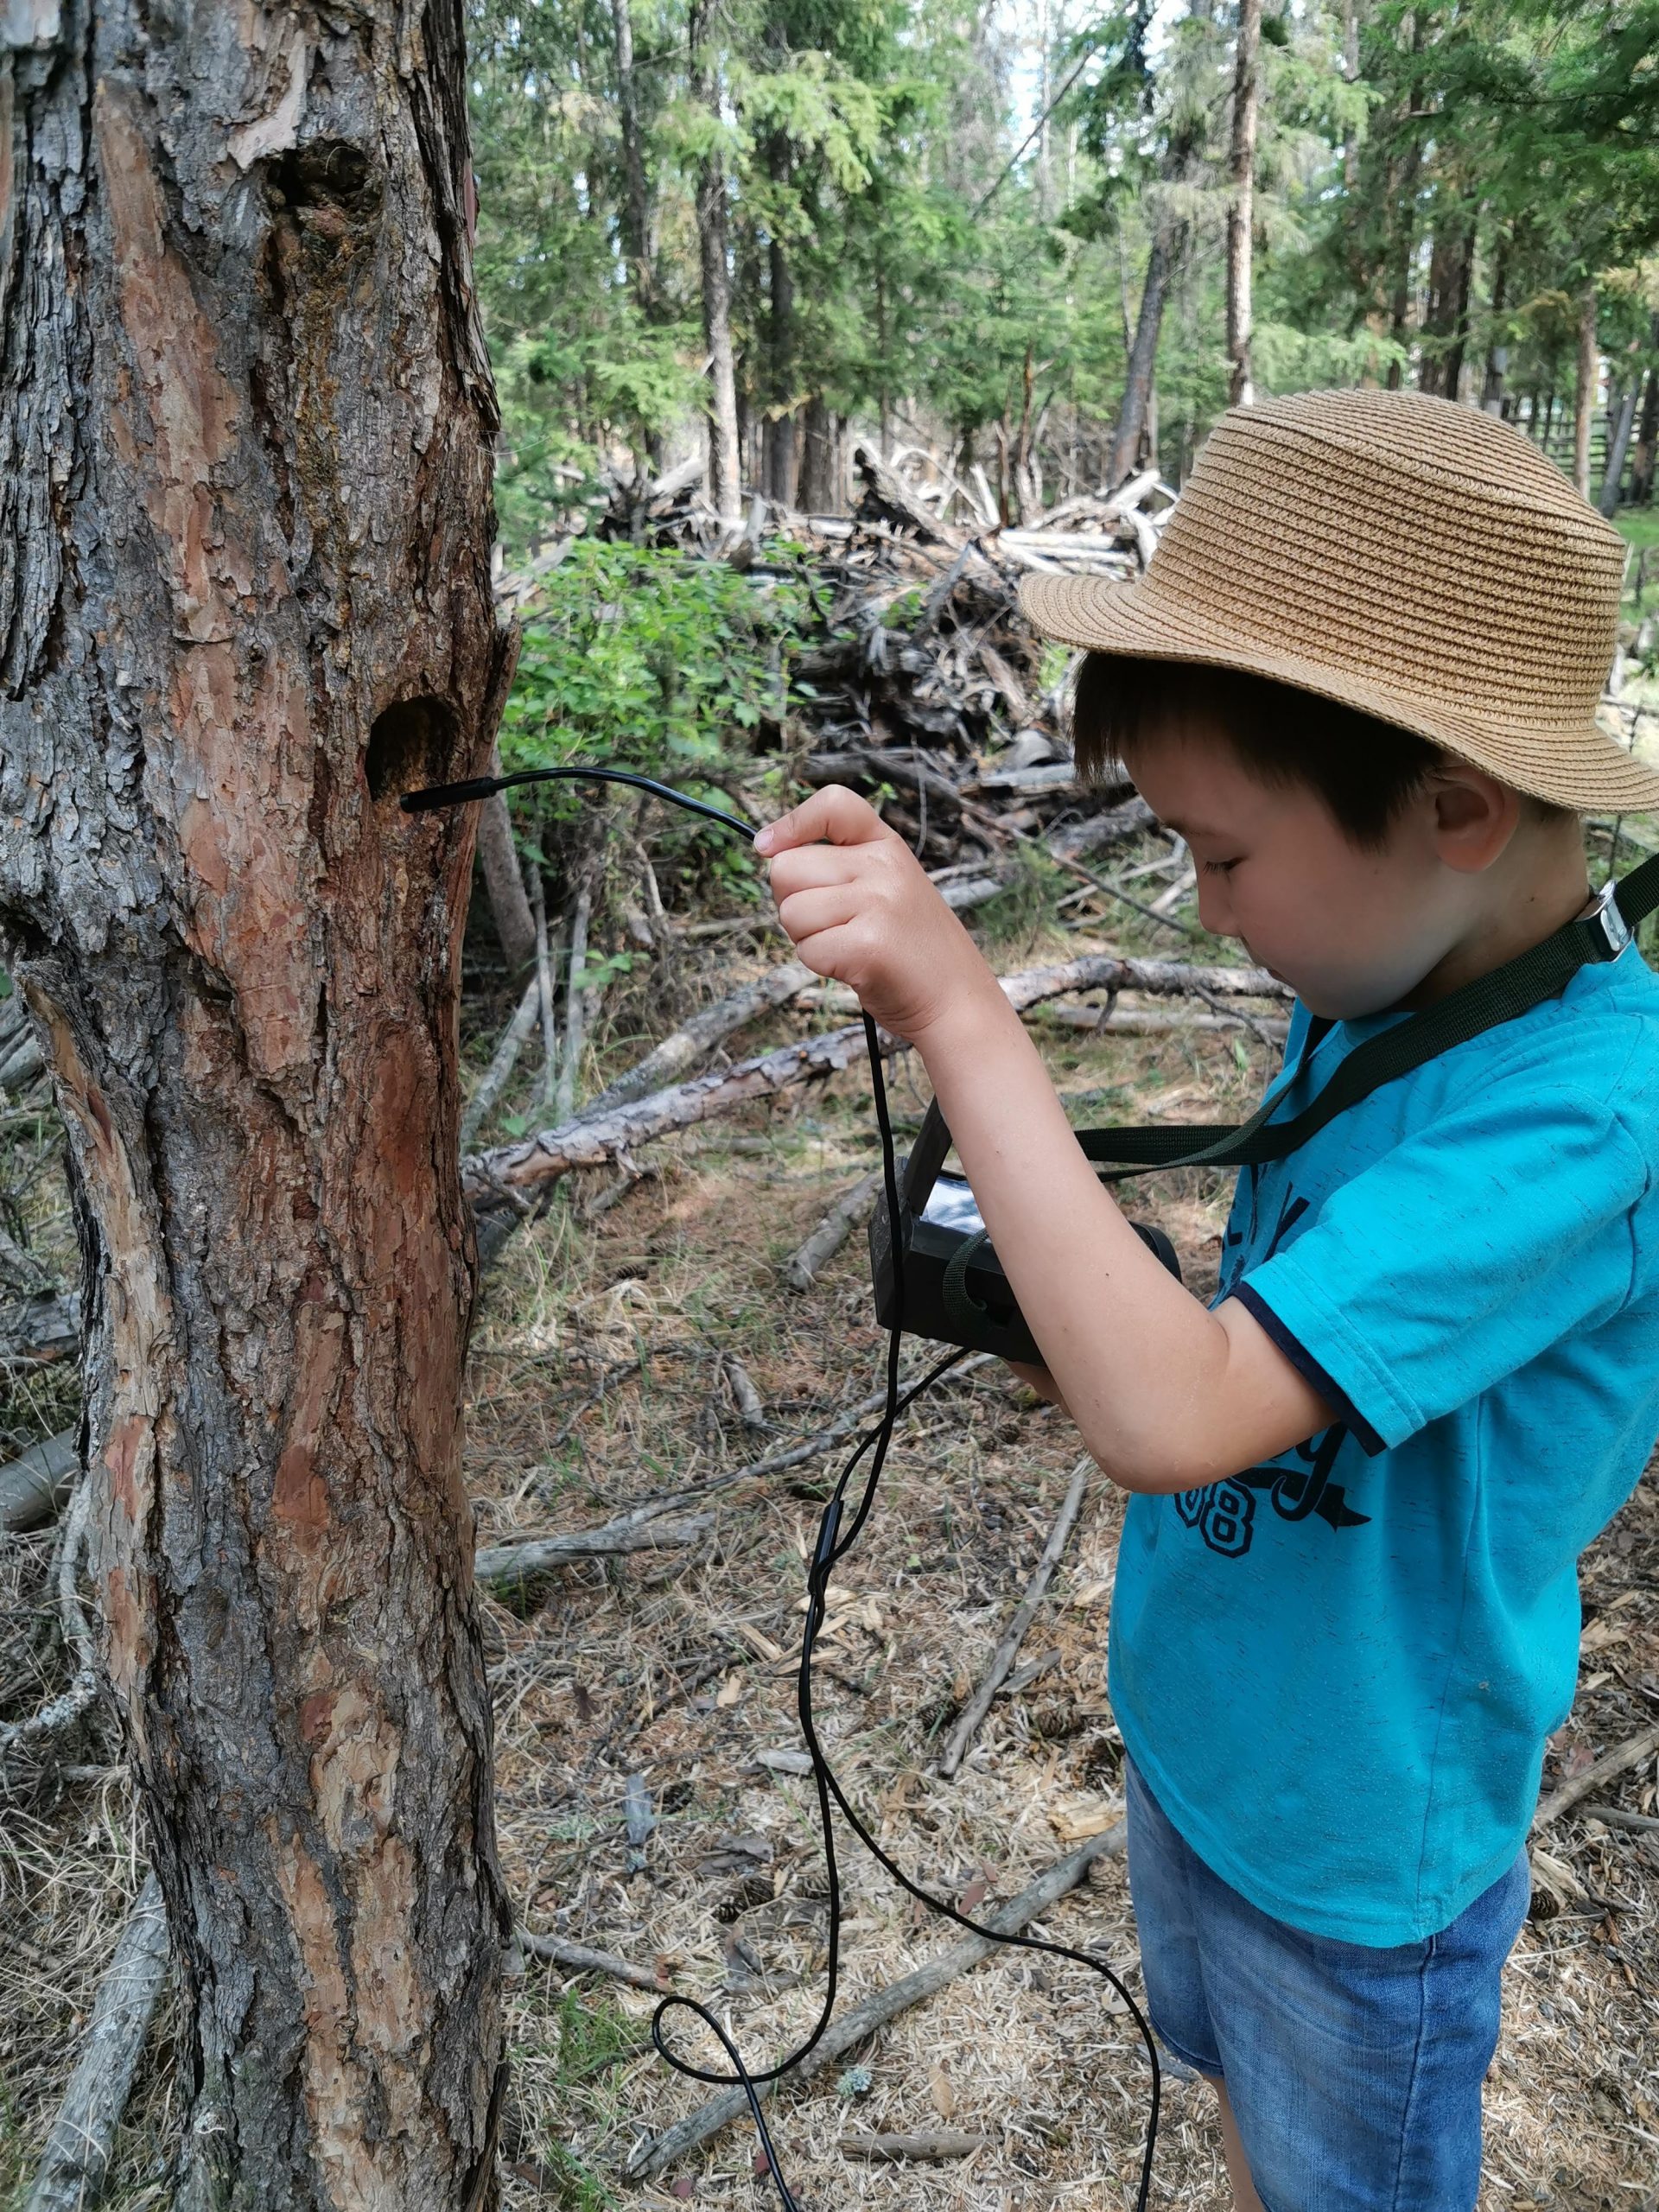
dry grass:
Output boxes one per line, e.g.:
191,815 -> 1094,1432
3,879 -> 1658,2210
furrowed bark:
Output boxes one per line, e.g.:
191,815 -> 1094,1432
0,6 -> 511,2207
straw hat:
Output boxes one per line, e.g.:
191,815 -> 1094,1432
1020,388 -> 1657,812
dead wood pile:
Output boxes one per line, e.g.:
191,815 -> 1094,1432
512,443 -> 1179,876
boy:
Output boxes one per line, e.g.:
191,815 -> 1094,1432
754,390 -> 1659,2210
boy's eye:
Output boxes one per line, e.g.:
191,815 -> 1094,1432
1200,857 -> 1241,877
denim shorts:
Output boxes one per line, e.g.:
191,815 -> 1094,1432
1124,1755 -> 1530,2212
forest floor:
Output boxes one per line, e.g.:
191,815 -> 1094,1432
3,835 -> 1659,2211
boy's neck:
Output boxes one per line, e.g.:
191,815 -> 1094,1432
1396,830 -> 1592,1011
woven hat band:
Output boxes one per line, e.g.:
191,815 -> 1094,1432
1020,389 -> 1659,815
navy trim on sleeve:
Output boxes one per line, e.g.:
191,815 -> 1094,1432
1232,1282 -> 1389,1457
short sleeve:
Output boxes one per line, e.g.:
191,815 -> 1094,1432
1235,1077 -> 1650,1454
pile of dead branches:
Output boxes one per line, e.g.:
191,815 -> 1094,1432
504,442 -> 1177,882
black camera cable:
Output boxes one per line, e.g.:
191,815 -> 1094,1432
404,764 -> 1163,2210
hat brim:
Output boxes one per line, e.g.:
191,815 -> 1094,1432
1020,570 -> 1659,816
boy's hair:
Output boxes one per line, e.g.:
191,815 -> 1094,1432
1070,653 -> 1572,852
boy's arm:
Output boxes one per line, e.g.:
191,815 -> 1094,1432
759,787 -> 1333,1494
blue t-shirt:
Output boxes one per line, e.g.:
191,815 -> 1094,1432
1109,943 -> 1659,1946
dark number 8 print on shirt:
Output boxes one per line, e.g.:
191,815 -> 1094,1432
1173,1422 -> 1370,1559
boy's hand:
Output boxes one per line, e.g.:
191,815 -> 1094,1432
756,786 -> 998,1043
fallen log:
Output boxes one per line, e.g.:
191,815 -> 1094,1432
803,747 -> 1008,839
463,955 -> 1286,1209
518,1928 -> 668,1993
624,1819 -> 1128,2179
0,1428 -> 79,1534
24,1872 -> 170,2212
1033,1004 -> 1289,1041
463,1023 -> 889,1210
581,962 -> 815,1119
0,1031 -> 44,1092
938,1457 -> 1090,1779
1046,797 -> 1157,860
852,443 -> 953,543
474,1515 -> 713,1585
0,1290 -> 80,1369
784,1169 -> 885,1291
1534,1722 -> 1659,1830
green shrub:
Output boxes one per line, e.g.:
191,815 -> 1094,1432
499,539 -> 811,897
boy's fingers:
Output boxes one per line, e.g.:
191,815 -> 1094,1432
775,883 -> 863,945
754,784 -> 892,856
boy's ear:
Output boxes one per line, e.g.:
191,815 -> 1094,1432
1427,765 -> 1522,875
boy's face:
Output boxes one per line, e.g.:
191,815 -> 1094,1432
1126,723 -> 1522,1019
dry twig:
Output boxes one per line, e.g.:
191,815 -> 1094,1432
474,1515 -> 714,1585
1,1475 -> 99,1764
517,1928 -> 668,1993
1534,1722 -> 1659,1830
938,1457 -> 1090,1778
459,976 -> 543,1152
23,1871 -> 169,2212
784,1169 -> 885,1292
838,2131 -> 992,2161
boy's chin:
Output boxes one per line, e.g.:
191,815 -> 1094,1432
1280,968 -> 1419,1022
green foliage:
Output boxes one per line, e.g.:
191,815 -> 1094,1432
500,540 -> 808,785
466,0 -> 1659,539
552,1987 -> 642,2086
499,539 -> 809,894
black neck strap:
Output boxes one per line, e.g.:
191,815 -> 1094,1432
907,852 -> 1659,1198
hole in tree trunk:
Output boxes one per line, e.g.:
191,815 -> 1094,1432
268,140 -> 380,217
366,696 -> 459,804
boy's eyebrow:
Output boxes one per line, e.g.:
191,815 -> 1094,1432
1159,813 -> 1226,841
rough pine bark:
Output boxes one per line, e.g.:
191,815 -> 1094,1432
0,3 -> 513,2207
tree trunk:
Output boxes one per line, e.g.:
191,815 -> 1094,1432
610,0 -> 652,309
1575,283 -> 1599,498
763,134 -> 797,505
690,5 -> 741,528
1480,227 -> 1510,414
475,747 -> 536,971
1600,378 -> 1640,518
1442,214 -> 1478,402
0,7 -> 512,2208
1632,331 -> 1659,505
1109,215 -> 1184,489
1418,209 -> 1476,399
1225,0 -> 1261,407
1383,27 -> 1425,392
799,393 -> 837,511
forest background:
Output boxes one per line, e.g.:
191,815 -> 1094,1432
469,0 -> 1659,552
